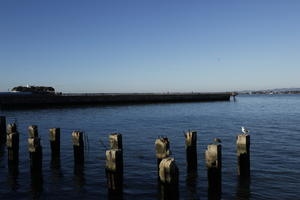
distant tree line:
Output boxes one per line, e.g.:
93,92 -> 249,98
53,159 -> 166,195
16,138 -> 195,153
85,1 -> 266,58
11,86 -> 55,94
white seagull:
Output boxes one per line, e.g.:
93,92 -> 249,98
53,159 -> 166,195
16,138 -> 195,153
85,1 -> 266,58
241,126 -> 250,134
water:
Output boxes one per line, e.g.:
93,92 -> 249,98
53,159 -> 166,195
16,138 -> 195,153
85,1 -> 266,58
0,95 -> 300,199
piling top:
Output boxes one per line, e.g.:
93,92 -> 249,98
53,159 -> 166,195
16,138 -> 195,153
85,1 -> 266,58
7,123 -> 17,134
155,137 -> 170,159
236,134 -> 250,145
49,128 -> 60,141
205,143 -> 222,169
28,125 -> 38,138
72,131 -> 83,146
109,133 -> 122,150
159,157 -> 179,185
185,131 -> 197,147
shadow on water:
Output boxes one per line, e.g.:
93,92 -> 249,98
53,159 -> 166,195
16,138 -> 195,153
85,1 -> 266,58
106,170 -> 123,200
207,168 -> 222,200
157,180 -> 179,200
108,190 -> 123,200
50,157 -> 63,180
73,163 -> 85,189
30,170 -> 43,199
235,177 -> 251,200
186,170 -> 199,200
7,162 -> 19,191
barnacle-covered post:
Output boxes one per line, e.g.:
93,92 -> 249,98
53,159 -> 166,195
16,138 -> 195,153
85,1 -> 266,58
72,131 -> 84,165
155,137 -> 170,175
205,143 -> 222,198
237,134 -> 250,177
7,123 -> 19,164
49,128 -> 60,159
106,133 -> 123,193
185,131 -> 197,171
28,125 -> 43,173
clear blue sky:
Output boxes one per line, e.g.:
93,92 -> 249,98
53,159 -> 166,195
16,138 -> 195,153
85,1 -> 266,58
0,0 -> 299,92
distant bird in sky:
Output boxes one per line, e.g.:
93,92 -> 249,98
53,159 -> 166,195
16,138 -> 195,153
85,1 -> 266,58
241,127 -> 249,134
213,138 -> 222,143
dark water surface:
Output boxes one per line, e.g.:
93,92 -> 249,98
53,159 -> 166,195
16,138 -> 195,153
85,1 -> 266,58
0,95 -> 300,199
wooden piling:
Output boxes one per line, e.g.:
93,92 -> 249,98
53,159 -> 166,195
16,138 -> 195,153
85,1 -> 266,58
49,128 -> 60,158
72,131 -> 84,164
205,143 -> 222,196
158,157 -> 179,199
155,137 -> 170,174
28,126 -> 42,173
0,116 -> 7,143
159,157 -> 179,185
28,125 -> 38,138
109,133 -> 122,150
7,123 -> 19,164
105,149 -> 123,192
185,131 -> 197,171
236,134 -> 250,177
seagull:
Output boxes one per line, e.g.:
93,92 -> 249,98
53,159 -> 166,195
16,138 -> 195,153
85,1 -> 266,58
213,138 -> 222,143
241,127 -> 249,134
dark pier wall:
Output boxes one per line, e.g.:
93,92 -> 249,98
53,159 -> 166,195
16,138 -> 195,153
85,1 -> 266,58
0,93 -> 231,109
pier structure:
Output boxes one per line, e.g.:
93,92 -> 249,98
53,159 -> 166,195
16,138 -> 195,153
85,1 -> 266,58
0,92 -> 231,109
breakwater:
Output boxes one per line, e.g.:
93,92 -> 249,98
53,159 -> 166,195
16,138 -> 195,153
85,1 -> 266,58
0,92 -> 231,109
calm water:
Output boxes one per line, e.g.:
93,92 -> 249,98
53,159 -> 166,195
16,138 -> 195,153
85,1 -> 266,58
0,95 -> 300,200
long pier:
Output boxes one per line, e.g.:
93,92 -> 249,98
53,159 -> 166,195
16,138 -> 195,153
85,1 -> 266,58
0,92 -> 231,109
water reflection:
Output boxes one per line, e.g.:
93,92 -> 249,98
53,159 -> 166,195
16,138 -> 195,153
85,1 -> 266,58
186,170 -> 199,200
50,157 -> 63,180
106,169 -> 123,199
73,163 -> 85,188
207,168 -> 222,200
235,177 -> 251,200
108,190 -> 123,200
30,170 -> 43,199
158,181 -> 179,200
7,162 -> 19,191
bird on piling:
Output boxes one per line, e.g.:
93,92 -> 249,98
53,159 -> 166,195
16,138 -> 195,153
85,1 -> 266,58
213,138 -> 222,143
241,127 -> 250,134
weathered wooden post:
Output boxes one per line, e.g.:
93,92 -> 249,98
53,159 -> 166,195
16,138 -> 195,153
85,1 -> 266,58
159,157 -> 179,200
237,134 -> 250,177
185,131 -> 197,171
105,149 -> 123,192
72,131 -> 84,165
28,125 -> 42,173
109,133 -> 122,150
159,157 -> 179,185
155,137 -> 170,174
106,133 -> 123,193
205,143 -> 222,198
7,123 -> 19,164
49,128 -> 60,159
28,125 -> 38,138
0,116 -> 7,143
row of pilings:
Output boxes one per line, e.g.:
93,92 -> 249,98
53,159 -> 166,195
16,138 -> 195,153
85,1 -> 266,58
0,116 -> 250,199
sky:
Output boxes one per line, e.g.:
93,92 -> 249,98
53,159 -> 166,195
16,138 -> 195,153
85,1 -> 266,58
0,0 -> 299,93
